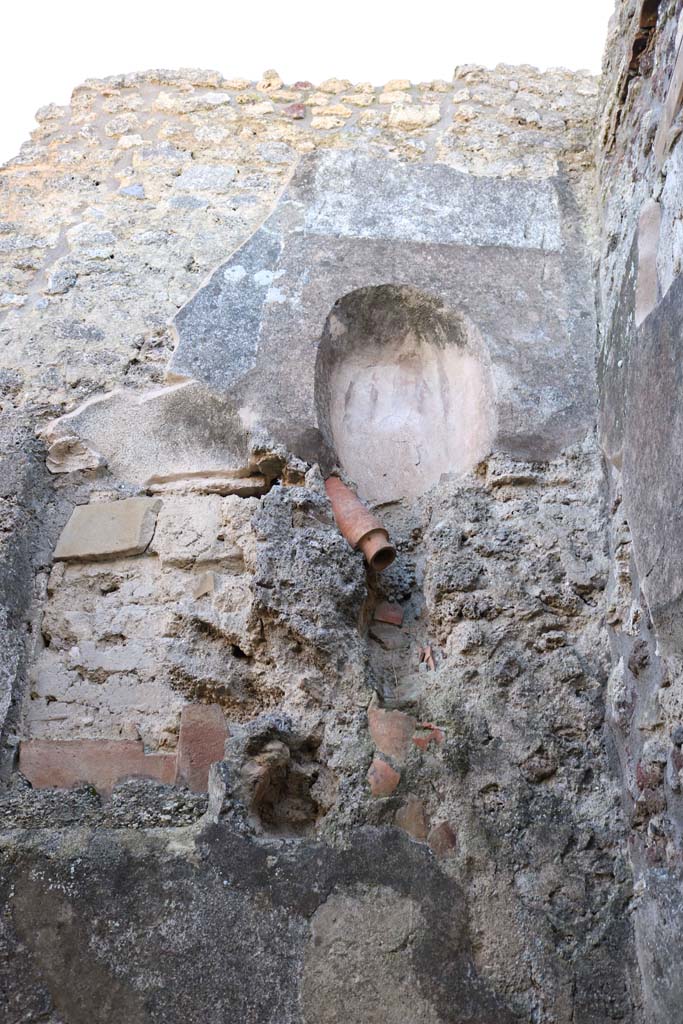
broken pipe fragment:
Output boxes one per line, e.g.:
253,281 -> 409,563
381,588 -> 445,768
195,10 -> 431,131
324,476 -> 396,572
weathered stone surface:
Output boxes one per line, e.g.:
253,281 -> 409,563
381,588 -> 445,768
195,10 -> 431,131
23,495 -> 262,748
623,273 -> 683,656
0,415 -> 57,761
0,825 -> 516,1024
45,434 -> 106,474
54,498 -> 162,561
164,150 -> 596,482
635,198 -> 661,326
42,383 -> 255,491
388,103 -> 441,130
597,5 -> 683,1019
297,151 -> 561,249
283,102 -> 305,119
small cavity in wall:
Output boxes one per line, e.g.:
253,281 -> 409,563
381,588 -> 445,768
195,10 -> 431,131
238,723 -> 335,836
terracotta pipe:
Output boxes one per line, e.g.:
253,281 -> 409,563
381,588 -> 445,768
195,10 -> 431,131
324,476 -> 396,572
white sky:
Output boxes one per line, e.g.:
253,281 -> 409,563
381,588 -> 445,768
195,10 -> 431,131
2,0 -> 615,165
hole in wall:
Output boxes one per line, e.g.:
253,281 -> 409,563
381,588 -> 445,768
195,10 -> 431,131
315,285 -> 495,504
240,729 -> 335,836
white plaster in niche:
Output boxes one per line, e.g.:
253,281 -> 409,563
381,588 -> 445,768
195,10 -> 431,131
316,286 -> 495,503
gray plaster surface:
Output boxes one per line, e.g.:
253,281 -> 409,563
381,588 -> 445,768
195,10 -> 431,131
623,272 -> 683,657
296,150 -> 563,250
0,824 -> 516,1024
44,151 -> 595,500
166,152 -> 596,493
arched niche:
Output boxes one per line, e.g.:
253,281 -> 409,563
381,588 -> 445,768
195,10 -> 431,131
315,285 -> 495,503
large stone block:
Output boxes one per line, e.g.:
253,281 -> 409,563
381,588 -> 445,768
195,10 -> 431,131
54,497 -> 162,562
42,382 -> 254,492
166,149 -> 596,478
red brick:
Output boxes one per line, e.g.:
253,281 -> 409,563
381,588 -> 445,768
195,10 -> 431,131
367,758 -> 400,797
413,722 -> 445,750
176,704 -> 229,793
368,706 -> 416,761
19,739 -> 176,797
428,821 -> 457,858
373,601 -> 404,626
395,797 -> 429,840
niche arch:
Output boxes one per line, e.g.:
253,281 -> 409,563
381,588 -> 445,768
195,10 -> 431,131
315,285 -> 495,503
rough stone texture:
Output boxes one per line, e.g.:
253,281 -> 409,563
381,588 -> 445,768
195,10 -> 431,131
597,2 -> 683,1020
23,491 -> 348,748
0,41 -> 672,1024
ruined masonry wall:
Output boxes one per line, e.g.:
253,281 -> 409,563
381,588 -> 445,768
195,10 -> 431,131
0,62 -> 598,761
0,57 -> 647,1024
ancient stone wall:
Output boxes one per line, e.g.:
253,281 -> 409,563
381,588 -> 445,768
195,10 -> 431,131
0,51 -> 654,1024
596,2 -> 683,1020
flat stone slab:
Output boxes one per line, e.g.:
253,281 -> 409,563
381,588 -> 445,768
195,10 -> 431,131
42,381 -> 253,490
54,497 -> 162,562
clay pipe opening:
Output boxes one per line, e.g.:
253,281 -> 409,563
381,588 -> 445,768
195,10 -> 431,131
324,476 -> 396,572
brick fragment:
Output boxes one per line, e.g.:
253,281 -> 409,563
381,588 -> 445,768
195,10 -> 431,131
368,706 -> 416,761
413,722 -> 445,750
395,797 -> 429,839
373,601 -> 404,626
367,758 -> 400,797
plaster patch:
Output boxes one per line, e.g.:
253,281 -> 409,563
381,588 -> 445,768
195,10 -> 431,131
223,265 -> 247,284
